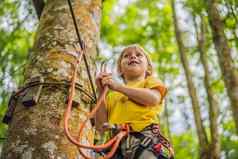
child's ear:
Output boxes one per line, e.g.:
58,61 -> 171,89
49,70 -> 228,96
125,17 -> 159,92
146,71 -> 149,77
146,70 -> 152,76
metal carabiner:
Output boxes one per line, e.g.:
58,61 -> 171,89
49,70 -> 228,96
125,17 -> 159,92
100,60 -> 108,73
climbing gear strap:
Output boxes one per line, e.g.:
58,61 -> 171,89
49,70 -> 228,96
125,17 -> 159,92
2,91 -> 18,124
133,134 -> 153,159
121,124 -> 174,159
2,78 -> 93,124
144,124 -> 174,158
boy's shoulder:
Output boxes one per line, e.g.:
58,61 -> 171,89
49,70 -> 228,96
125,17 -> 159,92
145,76 -> 164,85
145,76 -> 168,98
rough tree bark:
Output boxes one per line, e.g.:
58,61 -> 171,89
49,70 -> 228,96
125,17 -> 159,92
1,0 -> 101,158
205,0 -> 238,134
194,15 -> 221,159
171,0 -> 210,158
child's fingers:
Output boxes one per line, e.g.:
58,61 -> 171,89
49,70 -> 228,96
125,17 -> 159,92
101,77 -> 112,86
100,72 -> 112,76
96,73 -> 105,81
97,73 -> 112,79
101,78 -> 108,85
96,73 -> 113,88
101,76 -> 112,83
96,75 -> 111,89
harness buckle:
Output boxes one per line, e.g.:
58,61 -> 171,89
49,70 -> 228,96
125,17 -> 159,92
22,76 -> 44,107
151,124 -> 160,134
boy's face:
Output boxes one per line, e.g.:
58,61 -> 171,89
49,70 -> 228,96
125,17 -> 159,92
120,47 -> 148,79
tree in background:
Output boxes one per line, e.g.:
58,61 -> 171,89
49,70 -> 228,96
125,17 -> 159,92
171,0 -> 209,158
205,0 -> 238,134
222,0 -> 238,49
194,15 -> 221,159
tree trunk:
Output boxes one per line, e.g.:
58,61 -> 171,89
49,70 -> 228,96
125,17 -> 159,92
194,15 -> 221,159
205,0 -> 238,134
1,0 -> 101,158
171,0 -> 209,158
224,0 -> 238,49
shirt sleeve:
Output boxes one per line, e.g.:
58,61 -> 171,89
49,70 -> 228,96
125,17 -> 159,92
145,76 -> 168,100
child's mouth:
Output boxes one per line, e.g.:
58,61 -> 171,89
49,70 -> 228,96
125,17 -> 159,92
128,60 -> 139,65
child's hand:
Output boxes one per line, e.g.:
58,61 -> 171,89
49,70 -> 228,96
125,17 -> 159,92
96,72 -> 120,92
96,72 -> 106,93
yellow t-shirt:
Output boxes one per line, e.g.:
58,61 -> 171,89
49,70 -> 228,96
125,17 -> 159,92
105,76 -> 167,132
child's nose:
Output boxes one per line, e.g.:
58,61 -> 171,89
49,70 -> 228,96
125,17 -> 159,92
129,54 -> 136,59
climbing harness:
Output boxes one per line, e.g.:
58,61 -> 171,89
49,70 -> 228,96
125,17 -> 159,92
132,124 -> 174,159
114,124 -> 173,159
105,124 -> 174,159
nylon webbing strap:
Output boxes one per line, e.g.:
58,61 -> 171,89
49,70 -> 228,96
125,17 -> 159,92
133,135 -> 152,159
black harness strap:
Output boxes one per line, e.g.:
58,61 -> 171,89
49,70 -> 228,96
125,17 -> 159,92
133,134 -> 153,159
2,79 -> 95,124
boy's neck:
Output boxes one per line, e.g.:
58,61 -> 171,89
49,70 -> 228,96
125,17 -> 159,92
124,75 -> 146,84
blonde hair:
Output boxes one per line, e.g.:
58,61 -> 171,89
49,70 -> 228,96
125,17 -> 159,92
117,44 -> 153,78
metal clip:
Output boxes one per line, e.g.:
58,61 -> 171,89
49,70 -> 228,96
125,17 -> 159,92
100,60 -> 108,73
2,91 -> 17,124
22,76 -> 44,107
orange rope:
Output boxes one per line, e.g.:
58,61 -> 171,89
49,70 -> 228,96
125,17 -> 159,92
63,50 -> 129,159
64,0 -> 129,157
